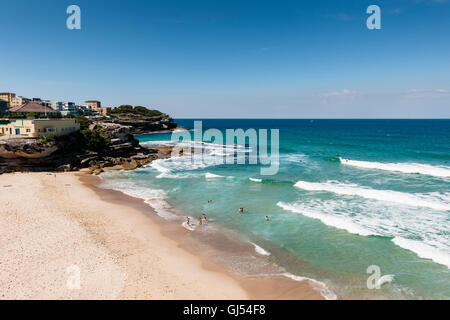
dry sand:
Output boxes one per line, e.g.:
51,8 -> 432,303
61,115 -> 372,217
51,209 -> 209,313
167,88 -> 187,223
0,172 -> 322,300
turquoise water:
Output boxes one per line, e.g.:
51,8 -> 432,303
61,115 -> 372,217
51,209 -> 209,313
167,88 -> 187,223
100,119 -> 450,299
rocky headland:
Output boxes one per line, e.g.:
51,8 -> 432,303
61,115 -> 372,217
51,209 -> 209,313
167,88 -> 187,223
0,114 -> 178,174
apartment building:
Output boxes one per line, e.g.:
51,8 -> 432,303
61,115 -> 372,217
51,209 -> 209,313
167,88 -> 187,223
85,100 -> 101,112
0,92 -> 16,107
47,101 -> 77,116
10,96 -> 31,108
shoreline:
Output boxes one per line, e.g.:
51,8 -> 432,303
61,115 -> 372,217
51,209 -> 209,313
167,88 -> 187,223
0,171 -> 324,300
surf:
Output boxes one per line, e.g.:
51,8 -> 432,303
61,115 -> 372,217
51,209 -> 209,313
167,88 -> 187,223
339,158 -> 450,179
293,180 -> 450,211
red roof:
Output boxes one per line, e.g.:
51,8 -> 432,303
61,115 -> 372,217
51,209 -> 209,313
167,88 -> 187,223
10,102 -> 58,113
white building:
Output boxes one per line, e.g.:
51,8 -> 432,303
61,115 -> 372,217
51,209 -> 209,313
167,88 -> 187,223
46,101 -> 77,116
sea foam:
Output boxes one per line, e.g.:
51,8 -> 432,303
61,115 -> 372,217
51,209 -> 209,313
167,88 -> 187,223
294,180 -> 450,211
277,202 -> 377,236
392,237 -> 450,269
278,197 -> 450,269
339,158 -> 450,179
282,273 -> 338,300
250,242 -> 271,256
205,172 -> 224,179
98,174 -> 179,220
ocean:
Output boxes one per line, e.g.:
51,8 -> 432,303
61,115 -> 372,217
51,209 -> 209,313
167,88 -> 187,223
99,119 -> 450,299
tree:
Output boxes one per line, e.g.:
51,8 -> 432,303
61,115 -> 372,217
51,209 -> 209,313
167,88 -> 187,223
111,105 -> 162,117
75,115 -> 91,130
80,129 -> 109,153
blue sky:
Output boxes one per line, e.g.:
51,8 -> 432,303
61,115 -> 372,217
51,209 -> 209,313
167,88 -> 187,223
1,0 -> 449,118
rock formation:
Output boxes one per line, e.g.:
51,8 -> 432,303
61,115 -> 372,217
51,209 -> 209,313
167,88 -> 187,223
0,119 -> 175,174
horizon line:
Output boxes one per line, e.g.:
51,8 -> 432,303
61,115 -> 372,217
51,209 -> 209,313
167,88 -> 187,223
172,117 -> 450,120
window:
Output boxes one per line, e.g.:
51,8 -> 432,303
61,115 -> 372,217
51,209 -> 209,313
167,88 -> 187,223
26,129 -> 30,133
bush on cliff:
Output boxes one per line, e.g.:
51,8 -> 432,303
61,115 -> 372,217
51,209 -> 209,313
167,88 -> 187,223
45,128 -> 110,155
40,135 -> 56,144
75,115 -> 92,130
111,105 -> 162,117
79,129 -> 110,153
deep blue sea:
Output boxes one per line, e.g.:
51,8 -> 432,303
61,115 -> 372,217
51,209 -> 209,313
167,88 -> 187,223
100,119 -> 450,299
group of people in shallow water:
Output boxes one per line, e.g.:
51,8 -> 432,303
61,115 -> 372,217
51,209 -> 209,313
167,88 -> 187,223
185,213 -> 207,227
185,201 -> 270,228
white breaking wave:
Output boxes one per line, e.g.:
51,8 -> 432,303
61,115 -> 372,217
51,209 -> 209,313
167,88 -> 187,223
205,172 -> 224,179
277,202 -> 377,236
283,273 -> 338,300
249,178 -> 262,183
278,197 -> 450,269
141,140 -> 250,156
340,158 -> 450,179
145,140 -> 251,178
151,156 -> 220,179
392,237 -> 450,269
281,153 -> 309,163
151,158 -> 172,174
250,242 -> 271,256
294,180 -> 450,211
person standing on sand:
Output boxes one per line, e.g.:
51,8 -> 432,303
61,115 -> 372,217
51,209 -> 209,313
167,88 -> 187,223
202,214 -> 207,222
186,217 -> 190,226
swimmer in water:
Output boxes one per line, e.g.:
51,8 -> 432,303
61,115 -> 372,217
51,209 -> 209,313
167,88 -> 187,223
265,216 -> 269,222
238,208 -> 244,213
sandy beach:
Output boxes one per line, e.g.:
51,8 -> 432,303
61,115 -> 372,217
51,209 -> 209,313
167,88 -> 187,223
0,172 -> 322,300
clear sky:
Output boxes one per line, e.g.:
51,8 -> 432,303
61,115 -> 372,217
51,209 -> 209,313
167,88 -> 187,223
1,0 -> 449,118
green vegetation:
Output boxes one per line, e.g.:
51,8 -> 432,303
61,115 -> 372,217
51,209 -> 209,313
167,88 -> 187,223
74,115 -> 91,130
111,105 -> 163,117
79,129 -> 110,153
9,112 -> 62,119
9,112 -> 26,119
44,129 -> 110,154
40,135 -> 56,144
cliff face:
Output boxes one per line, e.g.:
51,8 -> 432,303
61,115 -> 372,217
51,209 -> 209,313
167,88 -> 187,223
0,139 -> 59,159
0,139 -> 62,172
105,113 -> 178,134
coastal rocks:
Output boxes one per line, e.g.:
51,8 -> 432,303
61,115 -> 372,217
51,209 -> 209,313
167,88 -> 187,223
55,164 -> 72,172
96,113 -> 177,134
87,154 -> 159,174
0,138 -> 63,173
89,122 -> 133,141
0,138 -> 59,159
0,114 -> 178,174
